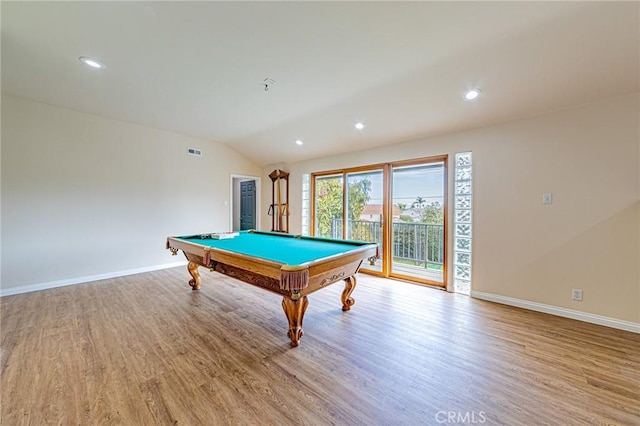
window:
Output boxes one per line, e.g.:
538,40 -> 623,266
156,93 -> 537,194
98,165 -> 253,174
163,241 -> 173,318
453,152 -> 473,294
301,174 -> 310,236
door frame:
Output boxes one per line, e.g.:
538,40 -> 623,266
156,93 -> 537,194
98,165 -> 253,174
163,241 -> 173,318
229,174 -> 261,231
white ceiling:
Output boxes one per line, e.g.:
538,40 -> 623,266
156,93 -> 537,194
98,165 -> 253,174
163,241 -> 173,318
2,2 -> 639,166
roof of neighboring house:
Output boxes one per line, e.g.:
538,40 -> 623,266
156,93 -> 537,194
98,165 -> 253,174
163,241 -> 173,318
361,204 -> 401,216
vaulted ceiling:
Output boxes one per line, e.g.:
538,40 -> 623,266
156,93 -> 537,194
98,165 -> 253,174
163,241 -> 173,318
2,2 -> 639,165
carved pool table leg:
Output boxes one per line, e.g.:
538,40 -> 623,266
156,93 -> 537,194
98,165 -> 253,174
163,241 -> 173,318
187,262 -> 201,290
341,275 -> 357,311
282,295 -> 309,347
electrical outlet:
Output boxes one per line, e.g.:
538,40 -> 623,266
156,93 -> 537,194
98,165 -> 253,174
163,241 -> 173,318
543,193 -> 553,204
572,289 -> 583,301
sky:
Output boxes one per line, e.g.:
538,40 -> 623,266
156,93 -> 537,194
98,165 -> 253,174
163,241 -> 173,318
351,163 -> 444,206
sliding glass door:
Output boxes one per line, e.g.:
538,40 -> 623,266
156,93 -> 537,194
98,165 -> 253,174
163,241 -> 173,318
311,156 -> 446,287
346,169 -> 384,273
390,159 -> 446,285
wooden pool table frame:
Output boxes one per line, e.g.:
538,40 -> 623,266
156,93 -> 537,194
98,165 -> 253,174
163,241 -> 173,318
166,232 -> 378,347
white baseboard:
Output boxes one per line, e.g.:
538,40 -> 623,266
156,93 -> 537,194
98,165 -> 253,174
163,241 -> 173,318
471,291 -> 640,334
0,261 -> 188,297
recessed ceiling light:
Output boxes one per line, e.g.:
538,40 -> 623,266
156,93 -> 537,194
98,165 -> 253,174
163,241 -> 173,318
79,56 -> 105,69
295,139 -> 303,146
354,122 -> 365,130
464,89 -> 481,101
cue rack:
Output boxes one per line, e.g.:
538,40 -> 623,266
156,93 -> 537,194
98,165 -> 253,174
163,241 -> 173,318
268,169 -> 290,233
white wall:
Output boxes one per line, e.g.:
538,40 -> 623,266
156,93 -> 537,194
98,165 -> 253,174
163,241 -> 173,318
1,95 -> 261,292
262,94 -> 640,325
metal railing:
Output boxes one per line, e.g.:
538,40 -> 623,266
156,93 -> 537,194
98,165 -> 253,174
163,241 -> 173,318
326,219 -> 444,268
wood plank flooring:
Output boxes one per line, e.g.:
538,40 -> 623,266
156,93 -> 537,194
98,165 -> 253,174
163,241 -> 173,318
1,267 -> 638,425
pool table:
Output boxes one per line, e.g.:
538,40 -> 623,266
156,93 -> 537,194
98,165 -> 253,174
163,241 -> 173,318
166,230 -> 378,347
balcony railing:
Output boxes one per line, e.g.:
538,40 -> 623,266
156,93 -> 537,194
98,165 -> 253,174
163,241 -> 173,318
326,219 -> 444,268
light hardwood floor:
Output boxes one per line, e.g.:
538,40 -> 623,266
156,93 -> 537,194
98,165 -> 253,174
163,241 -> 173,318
1,267 -> 638,425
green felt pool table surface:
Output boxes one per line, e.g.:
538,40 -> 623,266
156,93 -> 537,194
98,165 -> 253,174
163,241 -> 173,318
176,230 -> 373,266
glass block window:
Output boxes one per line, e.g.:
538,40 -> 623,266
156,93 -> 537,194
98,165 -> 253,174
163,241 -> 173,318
301,174 -> 310,236
453,152 -> 473,294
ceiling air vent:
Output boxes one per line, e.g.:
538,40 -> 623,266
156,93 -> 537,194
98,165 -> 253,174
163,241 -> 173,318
187,148 -> 203,157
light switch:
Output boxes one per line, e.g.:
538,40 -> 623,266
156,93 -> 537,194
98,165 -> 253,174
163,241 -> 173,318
542,193 -> 553,204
